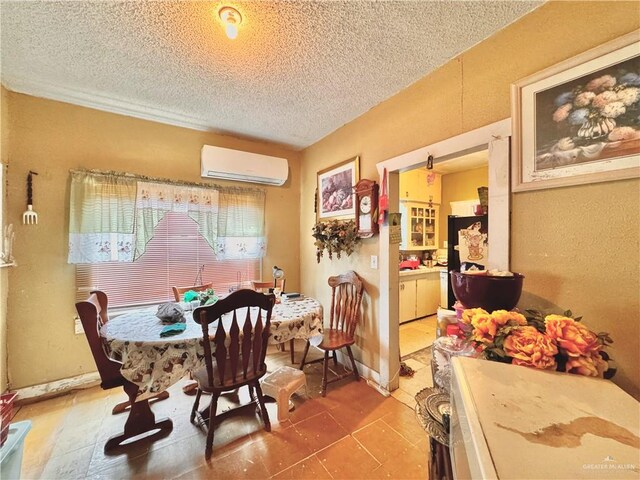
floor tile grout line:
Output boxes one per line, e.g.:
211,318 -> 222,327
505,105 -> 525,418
379,416 -> 427,447
350,433 -> 383,470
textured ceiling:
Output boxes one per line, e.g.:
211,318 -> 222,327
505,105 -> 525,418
0,1 -> 542,149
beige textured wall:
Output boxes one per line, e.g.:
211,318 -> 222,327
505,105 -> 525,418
440,166 -> 488,243
0,86 -> 9,392
5,92 -> 301,389
300,1 -> 640,397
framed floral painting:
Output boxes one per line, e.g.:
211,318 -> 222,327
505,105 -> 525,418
512,31 -> 640,192
317,156 -> 359,220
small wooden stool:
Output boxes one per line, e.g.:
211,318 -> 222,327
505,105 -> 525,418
260,366 -> 307,422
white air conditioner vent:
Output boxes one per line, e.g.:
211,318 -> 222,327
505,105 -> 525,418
201,145 -> 288,186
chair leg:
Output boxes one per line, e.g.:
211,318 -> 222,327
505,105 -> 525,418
321,350 -> 330,397
332,350 -> 338,368
205,394 -> 219,459
346,346 -> 360,381
111,390 -> 169,415
254,382 -> 271,433
299,340 -> 311,370
290,339 -> 295,364
190,389 -> 202,424
248,384 -> 256,401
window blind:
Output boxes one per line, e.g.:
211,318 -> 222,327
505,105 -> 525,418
76,212 -> 259,308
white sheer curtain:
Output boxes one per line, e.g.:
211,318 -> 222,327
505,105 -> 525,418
68,171 -> 137,263
68,171 -> 266,264
215,188 -> 266,259
134,181 -> 220,260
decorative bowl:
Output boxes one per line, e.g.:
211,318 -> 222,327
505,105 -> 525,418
449,271 -> 524,311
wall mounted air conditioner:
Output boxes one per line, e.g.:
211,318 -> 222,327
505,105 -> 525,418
201,145 -> 288,186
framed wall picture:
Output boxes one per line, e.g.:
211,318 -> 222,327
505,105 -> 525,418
512,30 -> 640,192
317,156 -> 359,220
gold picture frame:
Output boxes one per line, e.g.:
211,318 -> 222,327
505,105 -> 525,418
511,30 -> 640,192
317,156 -> 360,221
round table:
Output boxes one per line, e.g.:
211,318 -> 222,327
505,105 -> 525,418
101,297 -> 323,400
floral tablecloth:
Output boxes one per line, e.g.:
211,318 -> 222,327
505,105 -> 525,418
100,297 -> 323,400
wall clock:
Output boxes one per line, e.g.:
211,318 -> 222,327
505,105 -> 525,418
354,179 -> 379,238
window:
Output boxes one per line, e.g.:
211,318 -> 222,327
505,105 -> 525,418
76,212 -> 260,308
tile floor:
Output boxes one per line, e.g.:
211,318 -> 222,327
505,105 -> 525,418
11,344 -> 430,479
392,315 -> 437,409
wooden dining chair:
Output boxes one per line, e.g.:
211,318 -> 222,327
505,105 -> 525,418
190,289 -> 275,459
299,271 -> 364,397
251,278 -> 286,293
252,279 -> 294,363
172,282 -> 214,302
75,291 -> 172,451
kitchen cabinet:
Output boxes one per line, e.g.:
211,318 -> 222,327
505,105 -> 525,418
399,272 -> 441,323
399,169 -> 441,204
400,202 -> 439,250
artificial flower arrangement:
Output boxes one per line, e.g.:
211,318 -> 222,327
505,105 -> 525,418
311,219 -> 360,263
183,288 -> 218,306
460,308 -> 614,378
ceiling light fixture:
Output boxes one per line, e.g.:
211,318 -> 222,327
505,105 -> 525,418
219,6 -> 242,40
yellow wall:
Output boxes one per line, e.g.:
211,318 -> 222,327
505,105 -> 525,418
439,166 -> 489,242
0,86 -> 9,392
300,1 -> 640,398
4,92 -> 301,389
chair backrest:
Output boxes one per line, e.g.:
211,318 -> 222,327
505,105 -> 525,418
194,289 -> 275,390
75,290 -> 123,390
251,279 -> 286,293
328,271 -> 364,338
172,282 -> 214,302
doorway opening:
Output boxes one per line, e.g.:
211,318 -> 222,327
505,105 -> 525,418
395,150 -> 489,406
376,119 -> 512,398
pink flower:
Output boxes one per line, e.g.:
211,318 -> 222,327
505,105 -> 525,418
552,104 -> 572,122
592,91 -> 618,109
608,127 -> 640,141
586,74 -> 617,92
574,92 -> 595,107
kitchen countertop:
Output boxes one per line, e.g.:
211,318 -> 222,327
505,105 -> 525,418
399,266 -> 446,277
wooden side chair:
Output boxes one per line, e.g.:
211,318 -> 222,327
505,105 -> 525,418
190,289 -> 275,459
172,282 -> 214,302
75,291 -> 172,452
252,279 -> 295,363
299,271 -> 364,397
251,278 -> 286,293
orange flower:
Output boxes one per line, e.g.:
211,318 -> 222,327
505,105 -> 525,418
503,326 -> 558,370
491,310 -> 528,327
565,352 -> 608,377
471,313 -> 501,344
461,308 -> 488,325
544,315 -> 600,357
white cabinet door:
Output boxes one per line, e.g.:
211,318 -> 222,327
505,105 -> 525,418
425,273 -> 441,315
415,277 -> 429,319
399,280 -> 417,323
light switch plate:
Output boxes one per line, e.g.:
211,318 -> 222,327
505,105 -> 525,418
74,317 -> 84,335
370,255 -> 378,269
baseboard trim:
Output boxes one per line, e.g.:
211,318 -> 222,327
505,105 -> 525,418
333,350 -> 389,396
14,372 -> 101,403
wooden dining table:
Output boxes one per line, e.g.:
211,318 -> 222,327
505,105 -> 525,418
100,296 -> 323,402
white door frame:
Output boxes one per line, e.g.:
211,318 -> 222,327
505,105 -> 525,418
376,118 -> 512,392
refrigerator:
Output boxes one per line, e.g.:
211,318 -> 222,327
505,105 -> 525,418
446,214 -> 488,309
